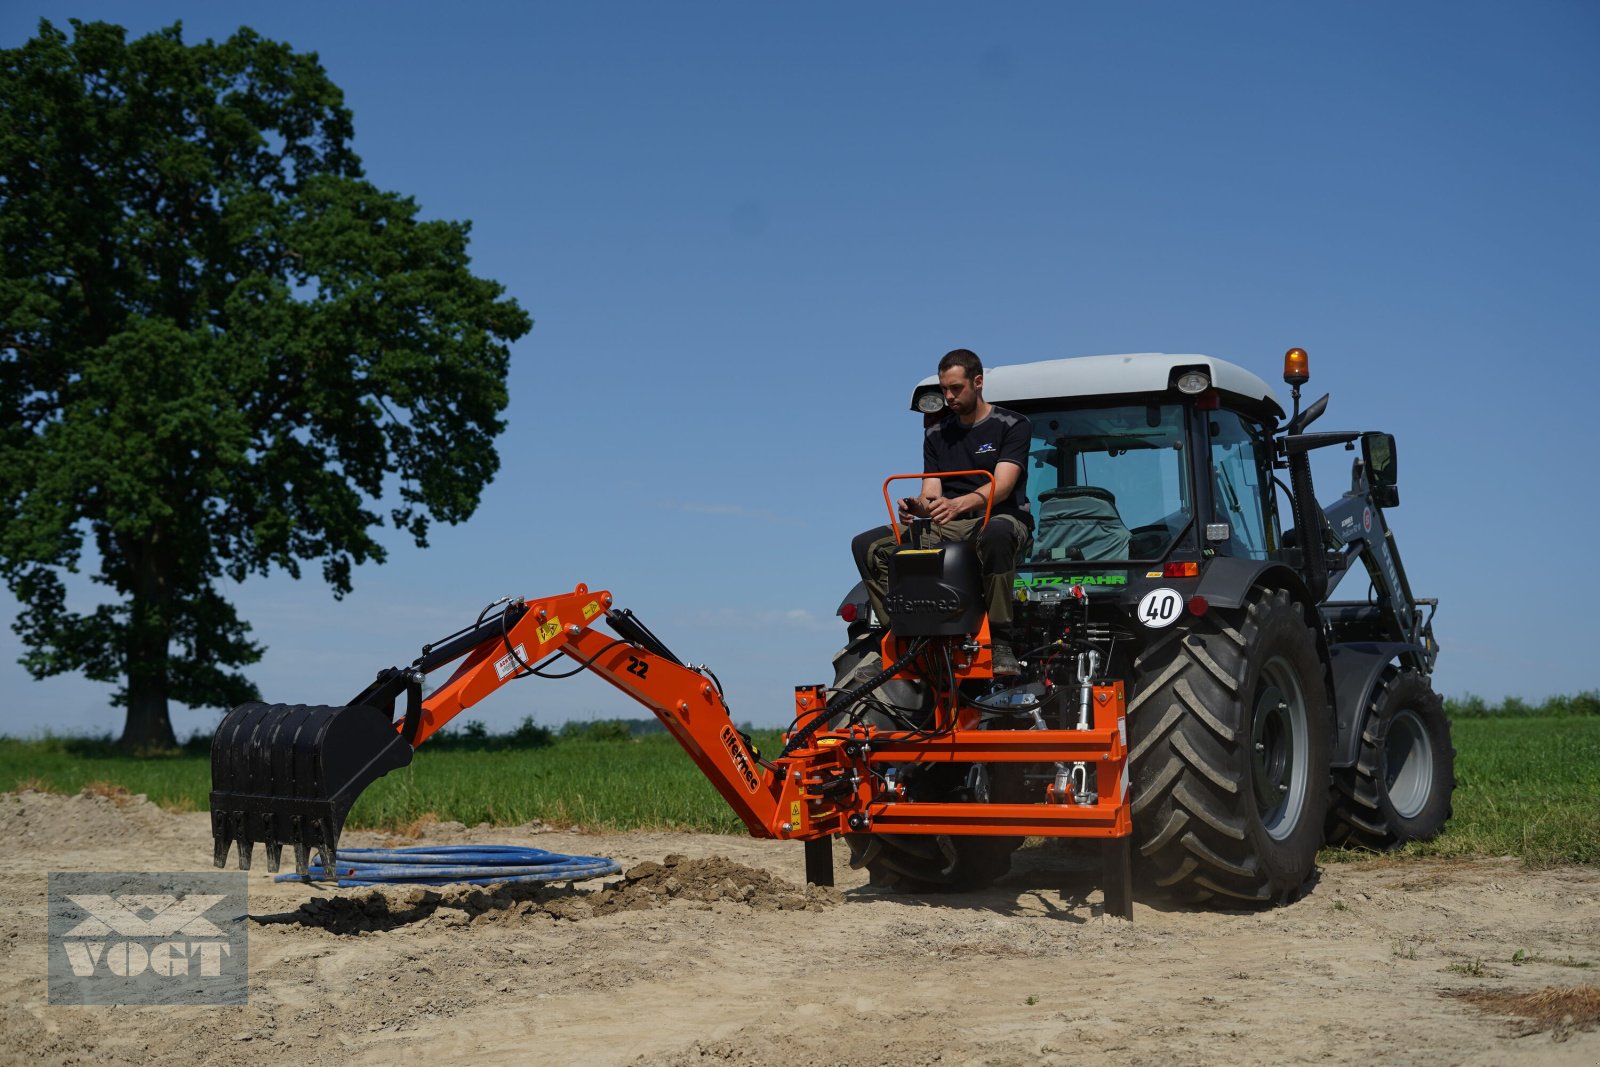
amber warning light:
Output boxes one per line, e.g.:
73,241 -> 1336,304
1283,347 -> 1310,386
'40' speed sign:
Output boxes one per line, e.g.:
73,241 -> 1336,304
1136,587 -> 1185,628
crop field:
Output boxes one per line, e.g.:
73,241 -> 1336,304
2,715 -> 1596,864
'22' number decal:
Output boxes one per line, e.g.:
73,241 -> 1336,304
626,656 -> 650,679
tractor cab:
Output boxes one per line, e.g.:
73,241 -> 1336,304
907,353 -> 1289,616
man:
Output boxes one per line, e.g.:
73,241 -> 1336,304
851,349 -> 1034,675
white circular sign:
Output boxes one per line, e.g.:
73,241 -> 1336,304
1136,587 -> 1185,629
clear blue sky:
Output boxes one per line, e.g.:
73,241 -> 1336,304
3,2 -> 1597,738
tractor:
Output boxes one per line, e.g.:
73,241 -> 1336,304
829,347 -> 1452,903
208,348 -> 1451,912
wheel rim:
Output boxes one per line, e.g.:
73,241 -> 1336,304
1252,655 -> 1309,841
1383,707 -> 1435,820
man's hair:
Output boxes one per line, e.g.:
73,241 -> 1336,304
938,348 -> 983,379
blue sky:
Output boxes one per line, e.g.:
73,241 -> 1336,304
3,2 -> 1597,737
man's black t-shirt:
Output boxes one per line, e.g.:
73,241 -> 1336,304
923,406 -> 1033,529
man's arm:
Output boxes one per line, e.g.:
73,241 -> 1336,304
925,462 -> 1019,523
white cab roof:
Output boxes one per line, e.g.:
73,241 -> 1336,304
913,353 -> 1285,418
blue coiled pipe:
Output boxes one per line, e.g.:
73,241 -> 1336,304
271,844 -> 621,887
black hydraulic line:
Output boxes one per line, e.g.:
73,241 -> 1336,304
419,601 -> 529,673
1287,450 -> 1329,603
526,639 -> 633,679
348,601 -> 534,716
400,671 -> 425,745
606,609 -> 684,666
780,637 -> 929,757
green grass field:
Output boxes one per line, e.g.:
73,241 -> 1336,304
2,718 -> 1595,864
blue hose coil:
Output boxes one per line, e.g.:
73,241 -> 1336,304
271,844 -> 622,887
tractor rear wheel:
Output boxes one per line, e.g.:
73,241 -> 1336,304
1128,586 -> 1331,905
845,762 -> 1026,891
1327,669 -> 1454,849
829,636 -> 1021,891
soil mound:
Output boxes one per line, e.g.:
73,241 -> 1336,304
1,787 -> 190,853
273,853 -> 837,934
591,853 -> 839,915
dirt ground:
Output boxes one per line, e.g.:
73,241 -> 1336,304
2,790 -> 1597,1067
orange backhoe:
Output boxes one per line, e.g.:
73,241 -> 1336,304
210,474 -> 1136,916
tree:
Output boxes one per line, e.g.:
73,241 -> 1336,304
0,20 -> 531,749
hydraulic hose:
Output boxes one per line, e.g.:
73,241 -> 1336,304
270,844 -> 621,888
779,637 -> 929,758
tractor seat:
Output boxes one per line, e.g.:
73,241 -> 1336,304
1032,486 -> 1133,562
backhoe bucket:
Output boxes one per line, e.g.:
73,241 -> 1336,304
210,702 -> 414,877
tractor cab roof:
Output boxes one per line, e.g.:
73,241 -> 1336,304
911,353 -> 1285,421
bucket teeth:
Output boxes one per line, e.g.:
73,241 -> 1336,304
208,700 -> 413,882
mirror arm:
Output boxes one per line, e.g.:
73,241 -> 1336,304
1281,431 -> 1360,456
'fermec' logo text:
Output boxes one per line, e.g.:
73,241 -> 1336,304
49,872 -> 247,1005
720,725 -> 761,794
886,595 -> 961,615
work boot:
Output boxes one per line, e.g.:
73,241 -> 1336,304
991,642 -> 1020,677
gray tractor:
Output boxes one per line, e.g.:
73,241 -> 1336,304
834,349 -> 1452,904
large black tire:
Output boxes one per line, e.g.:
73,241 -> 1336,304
830,635 -> 1022,891
1127,586 -> 1332,905
1327,669 -> 1454,849
845,762 -> 1027,891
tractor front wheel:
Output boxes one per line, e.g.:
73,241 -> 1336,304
1327,669 -> 1455,850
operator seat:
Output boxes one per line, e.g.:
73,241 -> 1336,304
1032,485 -> 1133,562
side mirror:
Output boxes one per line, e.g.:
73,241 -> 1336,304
1362,432 -> 1399,507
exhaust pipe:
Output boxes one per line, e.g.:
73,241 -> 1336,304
210,702 -> 414,876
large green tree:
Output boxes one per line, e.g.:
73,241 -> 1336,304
0,20 -> 531,748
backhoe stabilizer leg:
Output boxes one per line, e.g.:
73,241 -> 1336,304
1101,836 -> 1134,920
804,836 -> 835,887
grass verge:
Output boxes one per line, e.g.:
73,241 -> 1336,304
1319,716 -> 1599,866
1,717 -> 1596,862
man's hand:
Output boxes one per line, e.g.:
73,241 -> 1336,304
925,495 -> 962,524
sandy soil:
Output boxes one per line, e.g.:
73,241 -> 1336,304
2,789 -> 1597,1067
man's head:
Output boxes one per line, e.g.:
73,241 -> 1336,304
937,348 -> 986,421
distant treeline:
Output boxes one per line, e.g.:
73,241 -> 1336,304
1445,691 -> 1598,719
425,716 -> 731,750
423,693 -> 1599,749
24,695 -> 1598,756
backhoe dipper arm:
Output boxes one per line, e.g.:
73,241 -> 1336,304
410,584 -> 789,838
208,583 -> 798,876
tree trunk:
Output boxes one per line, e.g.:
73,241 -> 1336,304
118,534 -> 176,751
120,687 -> 177,750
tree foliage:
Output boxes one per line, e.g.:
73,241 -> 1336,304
0,20 -> 531,747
